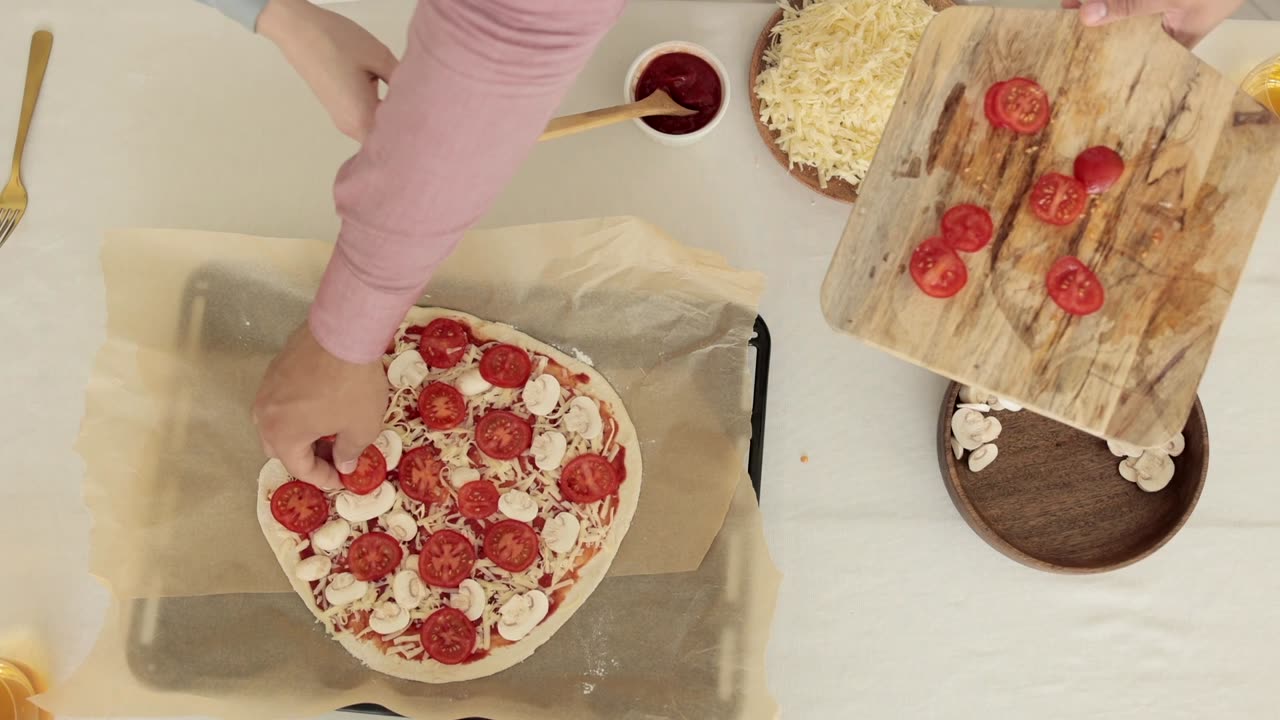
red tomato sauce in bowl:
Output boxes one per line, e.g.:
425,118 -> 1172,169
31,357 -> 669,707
634,51 -> 723,135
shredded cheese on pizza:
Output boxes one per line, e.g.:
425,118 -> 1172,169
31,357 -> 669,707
754,0 -> 935,187
268,314 -> 629,667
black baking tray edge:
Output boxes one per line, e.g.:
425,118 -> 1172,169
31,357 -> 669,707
342,315 -> 771,718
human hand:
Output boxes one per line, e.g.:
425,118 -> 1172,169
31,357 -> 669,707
258,0 -> 398,141
1061,0 -> 1245,47
253,323 -> 388,490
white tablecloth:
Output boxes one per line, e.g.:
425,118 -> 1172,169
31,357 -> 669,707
2,1 -> 1280,718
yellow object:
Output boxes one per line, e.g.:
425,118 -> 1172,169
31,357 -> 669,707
0,30 -> 53,250
0,659 -> 47,720
1242,54 -> 1280,115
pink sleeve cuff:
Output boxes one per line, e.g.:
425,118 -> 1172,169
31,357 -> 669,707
307,227 -> 439,365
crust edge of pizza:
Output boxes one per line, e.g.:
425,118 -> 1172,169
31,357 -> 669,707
256,305 -> 643,683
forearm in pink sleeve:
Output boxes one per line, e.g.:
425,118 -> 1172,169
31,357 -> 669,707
310,0 -> 626,363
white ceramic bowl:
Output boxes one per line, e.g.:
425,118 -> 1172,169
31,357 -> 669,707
623,41 -> 730,147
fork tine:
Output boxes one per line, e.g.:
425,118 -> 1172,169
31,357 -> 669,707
0,209 -> 20,249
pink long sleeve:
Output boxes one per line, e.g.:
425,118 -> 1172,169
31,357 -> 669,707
309,0 -> 625,363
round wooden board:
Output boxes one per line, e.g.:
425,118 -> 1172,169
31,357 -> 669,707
747,0 -> 955,204
937,383 -> 1209,573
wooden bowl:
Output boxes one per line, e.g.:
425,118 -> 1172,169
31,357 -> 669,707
937,382 -> 1209,573
747,0 -> 954,204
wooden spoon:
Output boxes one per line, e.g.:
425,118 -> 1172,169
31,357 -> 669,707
539,90 -> 696,142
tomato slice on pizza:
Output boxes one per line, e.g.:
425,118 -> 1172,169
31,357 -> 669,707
422,608 -> 476,665
398,446 -> 450,506
419,530 -> 476,587
559,454 -> 619,503
484,520 -> 540,572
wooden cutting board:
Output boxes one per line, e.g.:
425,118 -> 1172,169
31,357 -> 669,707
820,7 -> 1280,447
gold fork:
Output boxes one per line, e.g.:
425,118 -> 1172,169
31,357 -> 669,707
0,30 -> 53,250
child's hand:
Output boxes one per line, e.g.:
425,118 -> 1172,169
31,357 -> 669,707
1061,0 -> 1245,47
259,0 -> 397,142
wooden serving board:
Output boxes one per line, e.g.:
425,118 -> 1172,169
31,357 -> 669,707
820,7 -> 1280,447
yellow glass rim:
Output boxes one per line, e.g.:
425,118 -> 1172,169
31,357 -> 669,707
0,660 -> 38,720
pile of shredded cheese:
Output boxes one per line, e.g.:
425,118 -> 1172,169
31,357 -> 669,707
754,0 -> 935,187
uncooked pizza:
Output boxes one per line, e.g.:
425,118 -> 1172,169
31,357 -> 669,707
256,308 -> 642,683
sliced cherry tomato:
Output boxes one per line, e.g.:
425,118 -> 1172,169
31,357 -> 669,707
417,318 -> 470,369
941,204 -> 994,252
484,520 -> 540,572
348,531 -> 403,581
1073,146 -> 1125,194
421,607 -> 476,665
418,529 -> 477,587
270,480 -> 330,534
1029,172 -> 1088,226
992,77 -> 1051,134
418,381 -> 467,431
398,446 -> 450,506
475,411 -> 533,460
478,344 -> 533,389
984,81 -> 1007,128
1046,256 -> 1105,316
909,237 -> 968,299
559,453 -> 620,503
457,480 -> 500,519
339,445 -> 387,495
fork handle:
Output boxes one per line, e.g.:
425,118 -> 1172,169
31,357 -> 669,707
10,31 -> 53,183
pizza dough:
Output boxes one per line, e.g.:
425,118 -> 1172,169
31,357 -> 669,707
256,308 -> 642,682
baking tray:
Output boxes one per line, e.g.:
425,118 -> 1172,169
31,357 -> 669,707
124,265 -> 771,718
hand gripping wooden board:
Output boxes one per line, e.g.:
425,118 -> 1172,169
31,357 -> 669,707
820,7 -> 1280,447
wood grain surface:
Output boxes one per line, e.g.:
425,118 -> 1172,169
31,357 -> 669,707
936,383 -> 1208,573
747,0 -> 955,204
821,7 -> 1280,447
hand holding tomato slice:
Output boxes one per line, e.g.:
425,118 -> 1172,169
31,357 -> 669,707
422,607 -> 476,665
339,444 -> 387,494
909,237 -> 968,298
1046,256 -> 1105,316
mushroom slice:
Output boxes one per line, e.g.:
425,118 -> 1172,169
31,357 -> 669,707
1134,451 -> 1175,493
968,443 -> 998,472
995,397 -> 1022,412
951,409 -> 1001,451
1118,457 -> 1140,483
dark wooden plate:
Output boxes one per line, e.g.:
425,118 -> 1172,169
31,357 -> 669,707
937,382 -> 1209,573
747,0 -> 954,204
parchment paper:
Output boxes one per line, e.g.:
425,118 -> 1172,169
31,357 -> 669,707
78,217 -> 762,597
45,218 -> 779,718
